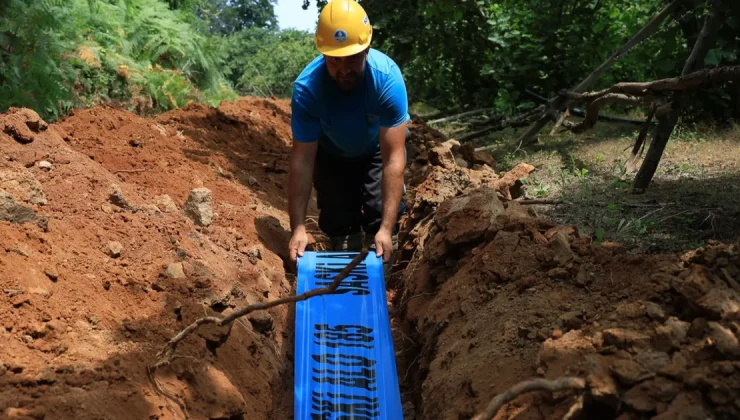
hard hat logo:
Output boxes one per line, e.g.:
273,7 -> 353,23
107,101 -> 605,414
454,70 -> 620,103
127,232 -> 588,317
315,0 -> 373,57
334,30 -> 348,44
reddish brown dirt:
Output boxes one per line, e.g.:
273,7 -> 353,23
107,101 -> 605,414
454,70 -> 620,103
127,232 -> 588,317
393,125 -> 740,419
1,101 -> 738,420
0,98 -> 298,419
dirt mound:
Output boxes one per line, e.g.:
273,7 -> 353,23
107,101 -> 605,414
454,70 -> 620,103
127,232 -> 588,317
0,98 -> 297,419
2,97 -> 737,420
393,174 -> 740,419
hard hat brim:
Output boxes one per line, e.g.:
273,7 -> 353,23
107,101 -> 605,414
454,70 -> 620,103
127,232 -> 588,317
317,37 -> 372,57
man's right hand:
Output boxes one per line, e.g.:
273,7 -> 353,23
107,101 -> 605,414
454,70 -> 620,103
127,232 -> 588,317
289,225 -> 309,267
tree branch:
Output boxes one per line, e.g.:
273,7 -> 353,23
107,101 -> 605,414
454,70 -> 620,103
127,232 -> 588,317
150,249 -> 369,370
564,65 -> 740,103
570,94 -> 657,134
427,108 -> 496,125
472,377 -> 587,420
513,0 -> 684,146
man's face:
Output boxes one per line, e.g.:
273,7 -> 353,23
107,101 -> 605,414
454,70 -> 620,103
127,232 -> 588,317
324,49 -> 368,92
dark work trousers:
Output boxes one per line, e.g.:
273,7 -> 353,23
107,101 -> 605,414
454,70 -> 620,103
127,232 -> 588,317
312,135 -> 409,241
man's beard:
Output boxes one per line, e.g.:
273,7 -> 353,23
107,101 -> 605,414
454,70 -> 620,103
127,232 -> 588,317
335,71 -> 362,92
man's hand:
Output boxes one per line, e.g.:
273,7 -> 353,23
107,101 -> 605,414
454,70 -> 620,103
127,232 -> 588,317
374,228 -> 393,262
288,225 -> 309,267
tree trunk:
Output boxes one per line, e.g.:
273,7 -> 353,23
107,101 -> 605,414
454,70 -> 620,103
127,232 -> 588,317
633,0 -> 727,192
514,0 -> 684,147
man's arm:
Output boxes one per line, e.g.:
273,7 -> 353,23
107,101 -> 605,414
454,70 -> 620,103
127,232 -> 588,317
288,140 -> 318,233
377,122 -> 407,235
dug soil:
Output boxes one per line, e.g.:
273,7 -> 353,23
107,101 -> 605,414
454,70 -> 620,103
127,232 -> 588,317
0,99 -> 738,420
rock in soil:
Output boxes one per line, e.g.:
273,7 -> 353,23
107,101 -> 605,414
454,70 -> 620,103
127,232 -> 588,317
0,167 -> 47,205
108,184 -> 134,210
102,241 -> 123,258
0,189 -> 36,224
183,187 -> 213,227
248,310 -> 274,335
610,359 -> 655,386
155,194 -> 178,213
707,322 -> 740,356
165,262 -> 186,279
1,108 -> 47,144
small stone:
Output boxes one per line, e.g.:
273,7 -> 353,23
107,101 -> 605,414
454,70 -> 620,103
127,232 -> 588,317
11,294 -> 30,307
402,401 -> 416,420
247,176 -> 259,187
36,215 -> 49,232
247,247 -> 262,260
559,311 -> 584,330
165,262 -> 185,279
549,233 -> 574,266
44,267 -> 59,282
707,385 -> 733,405
645,302 -> 666,321
155,195 -> 178,213
616,302 -> 645,319
38,161 -> 52,170
611,359 -> 655,386
653,317 -> 690,352
103,280 -> 111,290
108,184 -> 133,210
602,328 -> 651,349
696,287 -> 740,320
634,350 -> 671,373
536,367 -> 545,376
552,329 -> 563,339
183,187 -> 213,227
0,189 -> 36,224
624,378 -> 679,413
35,367 -> 56,384
102,241 -> 123,258
248,311 -> 273,335
140,204 -> 161,216
151,282 -> 166,292
587,366 -> 621,413
547,267 -> 569,280
707,322 -> 740,356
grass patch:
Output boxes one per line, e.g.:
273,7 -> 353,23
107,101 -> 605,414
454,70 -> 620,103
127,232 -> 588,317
475,118 -> 740,253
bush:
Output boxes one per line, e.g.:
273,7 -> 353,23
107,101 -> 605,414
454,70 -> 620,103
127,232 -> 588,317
226,27 -> 317,98
0,0 -> 236,121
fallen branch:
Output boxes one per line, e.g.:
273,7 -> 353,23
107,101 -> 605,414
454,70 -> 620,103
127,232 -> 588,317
569,93 -> 657,133
563,65 -> 740,103
113,168 -> 147,174
519,199 -> 565,205
457,108 -> 543,143
472,377 -> 586,420
150,249 -> 368,371
427,108 -> 495,125
513,0 -> 684,146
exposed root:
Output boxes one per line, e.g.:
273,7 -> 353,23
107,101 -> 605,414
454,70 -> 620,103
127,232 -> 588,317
146,249 -> 369,412
472,377 -> 587,420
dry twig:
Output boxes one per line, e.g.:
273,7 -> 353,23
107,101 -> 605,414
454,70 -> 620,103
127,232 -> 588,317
150,248 -> 368,371
113,168 -> 147,174
472,377 -> 586,420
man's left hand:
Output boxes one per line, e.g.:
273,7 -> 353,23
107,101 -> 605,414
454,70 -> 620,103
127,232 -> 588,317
374,228 -> 393,262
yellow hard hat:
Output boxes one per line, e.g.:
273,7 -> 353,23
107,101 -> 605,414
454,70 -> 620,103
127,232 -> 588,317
315,0 -> 372,57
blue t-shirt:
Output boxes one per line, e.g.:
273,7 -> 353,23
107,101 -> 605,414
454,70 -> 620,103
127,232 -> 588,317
291,48 -> 410,158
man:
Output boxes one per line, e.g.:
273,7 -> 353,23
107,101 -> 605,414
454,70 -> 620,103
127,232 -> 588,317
287,0 -> 409,270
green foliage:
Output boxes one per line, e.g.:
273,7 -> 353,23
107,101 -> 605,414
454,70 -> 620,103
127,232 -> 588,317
225,28 -> 316,98
0,0 -> 236,120
357,0 -> 739,122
